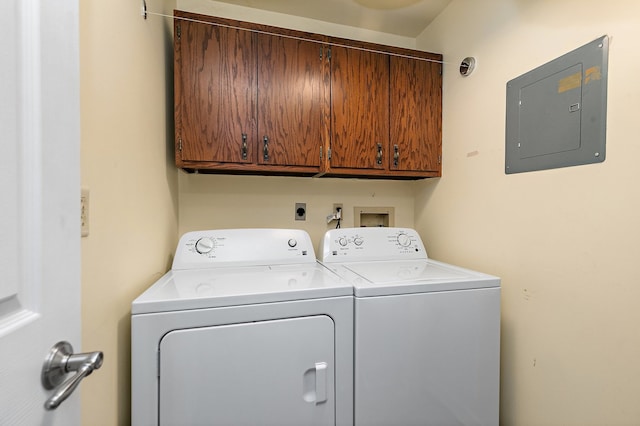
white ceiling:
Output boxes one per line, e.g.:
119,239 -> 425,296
209,0 -> 452,37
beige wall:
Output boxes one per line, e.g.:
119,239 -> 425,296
80,0 -> 178,424
179,174 -> 416,255
177,0 -> 416,48
415,0 -> 640,424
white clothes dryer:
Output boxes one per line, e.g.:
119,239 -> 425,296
132,229 -> 353,426
320,227 -> 500,426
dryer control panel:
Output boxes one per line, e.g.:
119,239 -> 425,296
172,229 -> 316,270
320,227 -> 428,263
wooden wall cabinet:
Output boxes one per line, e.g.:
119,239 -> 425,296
389,55 -> 442,175
174,15 -> 256,167
174,11 -> 442,179
256,33 -> 327,169
329,45 -> 390,173
174,11 -> 327,175
325,40 -> 442,178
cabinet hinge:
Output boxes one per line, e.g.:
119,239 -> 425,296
439,64 -> 442,75
319,146 -> 323,160
176,23 -> 181,40
319,47 -> 323,61
327,148 -> 332,160
438,155 -> 442,164
327,48 -> 331,61
263,136 -> 269,162
177,138 -> 183,151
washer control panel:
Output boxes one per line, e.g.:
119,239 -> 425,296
320,227 -> 428,263
172,229 -> 315,270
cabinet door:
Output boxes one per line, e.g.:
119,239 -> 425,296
159,316 -> 336,426
330,46 -> 389,170
257,34 -> 325,168
175,19 -> 256,164
390,56 -> 442,173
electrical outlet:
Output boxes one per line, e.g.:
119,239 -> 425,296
333,203 -> 343,218
295,202 -> 306,221
81,187 -> 90,237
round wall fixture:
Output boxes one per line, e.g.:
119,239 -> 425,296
459,57 -> 476,76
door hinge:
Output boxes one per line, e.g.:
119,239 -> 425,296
177,138 -> 182,151
176,23 -> 181,40
327,148 -> 332,160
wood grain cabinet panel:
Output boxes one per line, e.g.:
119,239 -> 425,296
330,46 -> 389,171
257,34 -> 325,168
174,11 -> 324,175
327,44 -> 442,178
175,15 -> 256,165
390,56 -> 442,174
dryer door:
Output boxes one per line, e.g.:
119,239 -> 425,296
159,315 -> 335,426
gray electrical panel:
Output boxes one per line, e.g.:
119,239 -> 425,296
505,36 -> 608,174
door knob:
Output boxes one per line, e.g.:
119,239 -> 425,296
41,341 -> 103,410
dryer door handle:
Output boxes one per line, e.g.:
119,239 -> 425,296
302,362 -> 328,404
314,362 -> 327,404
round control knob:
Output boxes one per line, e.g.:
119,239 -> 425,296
288,238 -> 297,248
354,237 -> 364,246
195,237 -> 215,254
397,233 -> 411,247
338,237 -> 348,247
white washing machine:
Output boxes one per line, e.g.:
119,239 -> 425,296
320,227 -> 500,426
131,229 -> 354,426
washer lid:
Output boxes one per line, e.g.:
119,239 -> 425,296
326,259 -> 500,297
131,263 -> 351,314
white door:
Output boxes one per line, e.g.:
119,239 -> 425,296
0,0 -> 84,424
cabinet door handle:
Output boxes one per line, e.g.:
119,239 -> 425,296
241,133 -> 248,160
393,144 -> 399,167
263,136 -> 269,162
376,143 -> 383,165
